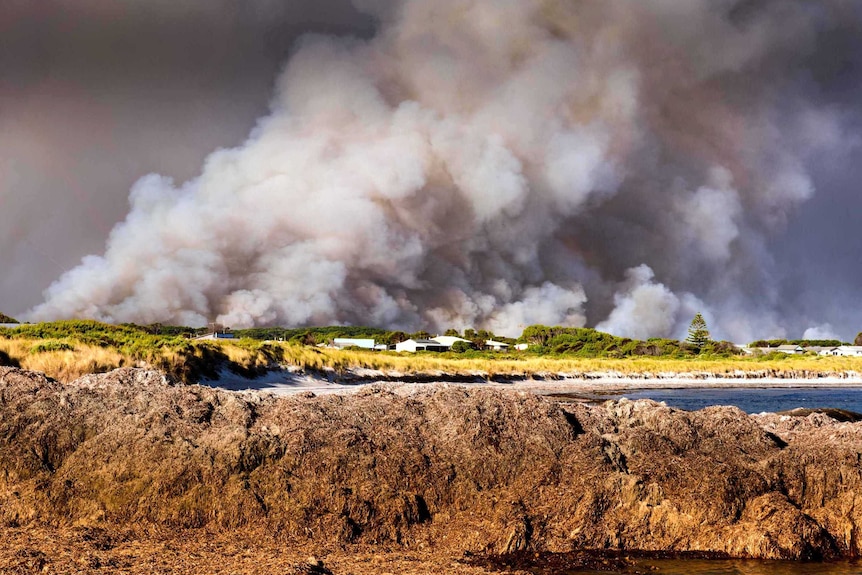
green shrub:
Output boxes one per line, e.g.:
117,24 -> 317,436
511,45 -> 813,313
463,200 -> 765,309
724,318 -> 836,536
450,341 -> 472,353
29,340 -> 75,354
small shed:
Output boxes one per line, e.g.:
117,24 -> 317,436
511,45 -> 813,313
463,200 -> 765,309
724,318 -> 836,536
774,345 -> 805,354
485,340 -> 510,351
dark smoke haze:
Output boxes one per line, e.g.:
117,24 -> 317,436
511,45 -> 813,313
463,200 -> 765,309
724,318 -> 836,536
3,1 -> 862,342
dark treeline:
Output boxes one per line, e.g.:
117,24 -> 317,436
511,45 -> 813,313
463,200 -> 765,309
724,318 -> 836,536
749,339 -> 848,348
519,325 -> 740,359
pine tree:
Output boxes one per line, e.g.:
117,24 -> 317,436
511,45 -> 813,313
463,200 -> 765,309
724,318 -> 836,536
686,313 -> 711,348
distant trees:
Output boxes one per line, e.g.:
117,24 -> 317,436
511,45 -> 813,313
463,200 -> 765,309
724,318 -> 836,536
749,338 -> 844,348
685,313 -> 711,349
384,331 -> 410,345
749,339 -> 788,348
856,333 -> 862,346
0,313 -> 18,323
450,340 -> 472,353
796,339 -> 843,347
521,325 -> 554,347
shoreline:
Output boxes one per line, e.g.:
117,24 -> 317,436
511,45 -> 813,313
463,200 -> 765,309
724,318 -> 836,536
204,367 -> 862,396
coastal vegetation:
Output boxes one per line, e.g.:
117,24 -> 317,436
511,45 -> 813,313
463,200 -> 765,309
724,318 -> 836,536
0,312 -> 18,323
0,319 -> 861,384
685,312 -> 711,348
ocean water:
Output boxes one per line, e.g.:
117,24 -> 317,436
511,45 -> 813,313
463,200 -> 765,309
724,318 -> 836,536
585,387 -> 862,415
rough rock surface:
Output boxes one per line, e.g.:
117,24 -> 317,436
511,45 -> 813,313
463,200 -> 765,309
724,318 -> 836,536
2,366 -> 862,568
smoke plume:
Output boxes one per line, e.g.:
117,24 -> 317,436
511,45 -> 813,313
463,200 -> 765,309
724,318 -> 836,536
28,0 -> 861,340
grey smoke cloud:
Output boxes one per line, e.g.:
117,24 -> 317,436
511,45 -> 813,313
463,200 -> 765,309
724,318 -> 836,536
12,0 -> 862,340
0,0 -> 374,317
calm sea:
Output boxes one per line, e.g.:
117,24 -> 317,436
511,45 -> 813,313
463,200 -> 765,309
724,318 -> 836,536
583,387 -> 862,415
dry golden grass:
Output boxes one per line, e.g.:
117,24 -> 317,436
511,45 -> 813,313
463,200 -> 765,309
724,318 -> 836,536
0,339 -> 128,382
271,344 -> 862,377
3,336 -> 862,383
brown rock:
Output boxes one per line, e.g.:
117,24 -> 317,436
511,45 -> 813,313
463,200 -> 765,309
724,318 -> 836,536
2,367 -> 862,561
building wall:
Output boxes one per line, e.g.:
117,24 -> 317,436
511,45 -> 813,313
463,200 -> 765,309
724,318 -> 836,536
395,340 -> 419,353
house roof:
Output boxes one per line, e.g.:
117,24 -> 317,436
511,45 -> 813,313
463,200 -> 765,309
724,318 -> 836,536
333,338 -> 375,348
431,336 -> 470,346
485,340 -> 509,347
195,332 -> 236,340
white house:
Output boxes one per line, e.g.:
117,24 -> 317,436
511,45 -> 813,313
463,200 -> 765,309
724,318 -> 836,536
195,332 -> 237,341
774,345 -> 805,354
485,340 -> 510,351
828,346 -> 862,357
514,343 -> 529,351
395,339 -> 449,353
333,338 -> 376,350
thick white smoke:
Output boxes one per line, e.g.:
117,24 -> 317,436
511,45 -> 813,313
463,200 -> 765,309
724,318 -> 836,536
596,265 -> 679,341
30,0 -> 849,340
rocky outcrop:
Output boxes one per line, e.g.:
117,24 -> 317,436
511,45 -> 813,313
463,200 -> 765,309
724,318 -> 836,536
2,366 -> 861,561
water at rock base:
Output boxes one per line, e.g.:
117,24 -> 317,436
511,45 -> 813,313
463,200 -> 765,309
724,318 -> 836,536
570,557 -> 861,574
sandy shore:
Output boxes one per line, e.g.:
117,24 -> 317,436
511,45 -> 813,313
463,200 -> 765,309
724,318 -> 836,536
204,367 -> 862,397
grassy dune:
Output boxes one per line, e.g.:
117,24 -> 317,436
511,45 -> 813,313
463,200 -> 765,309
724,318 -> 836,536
269,344 -> 858,373
2,324 -> 862,384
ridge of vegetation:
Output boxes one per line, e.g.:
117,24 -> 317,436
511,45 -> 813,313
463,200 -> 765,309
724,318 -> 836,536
0,313 -> 18,323
0,319 -> 860,384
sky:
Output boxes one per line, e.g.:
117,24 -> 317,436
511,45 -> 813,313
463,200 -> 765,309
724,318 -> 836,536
2,0 -> 862,342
